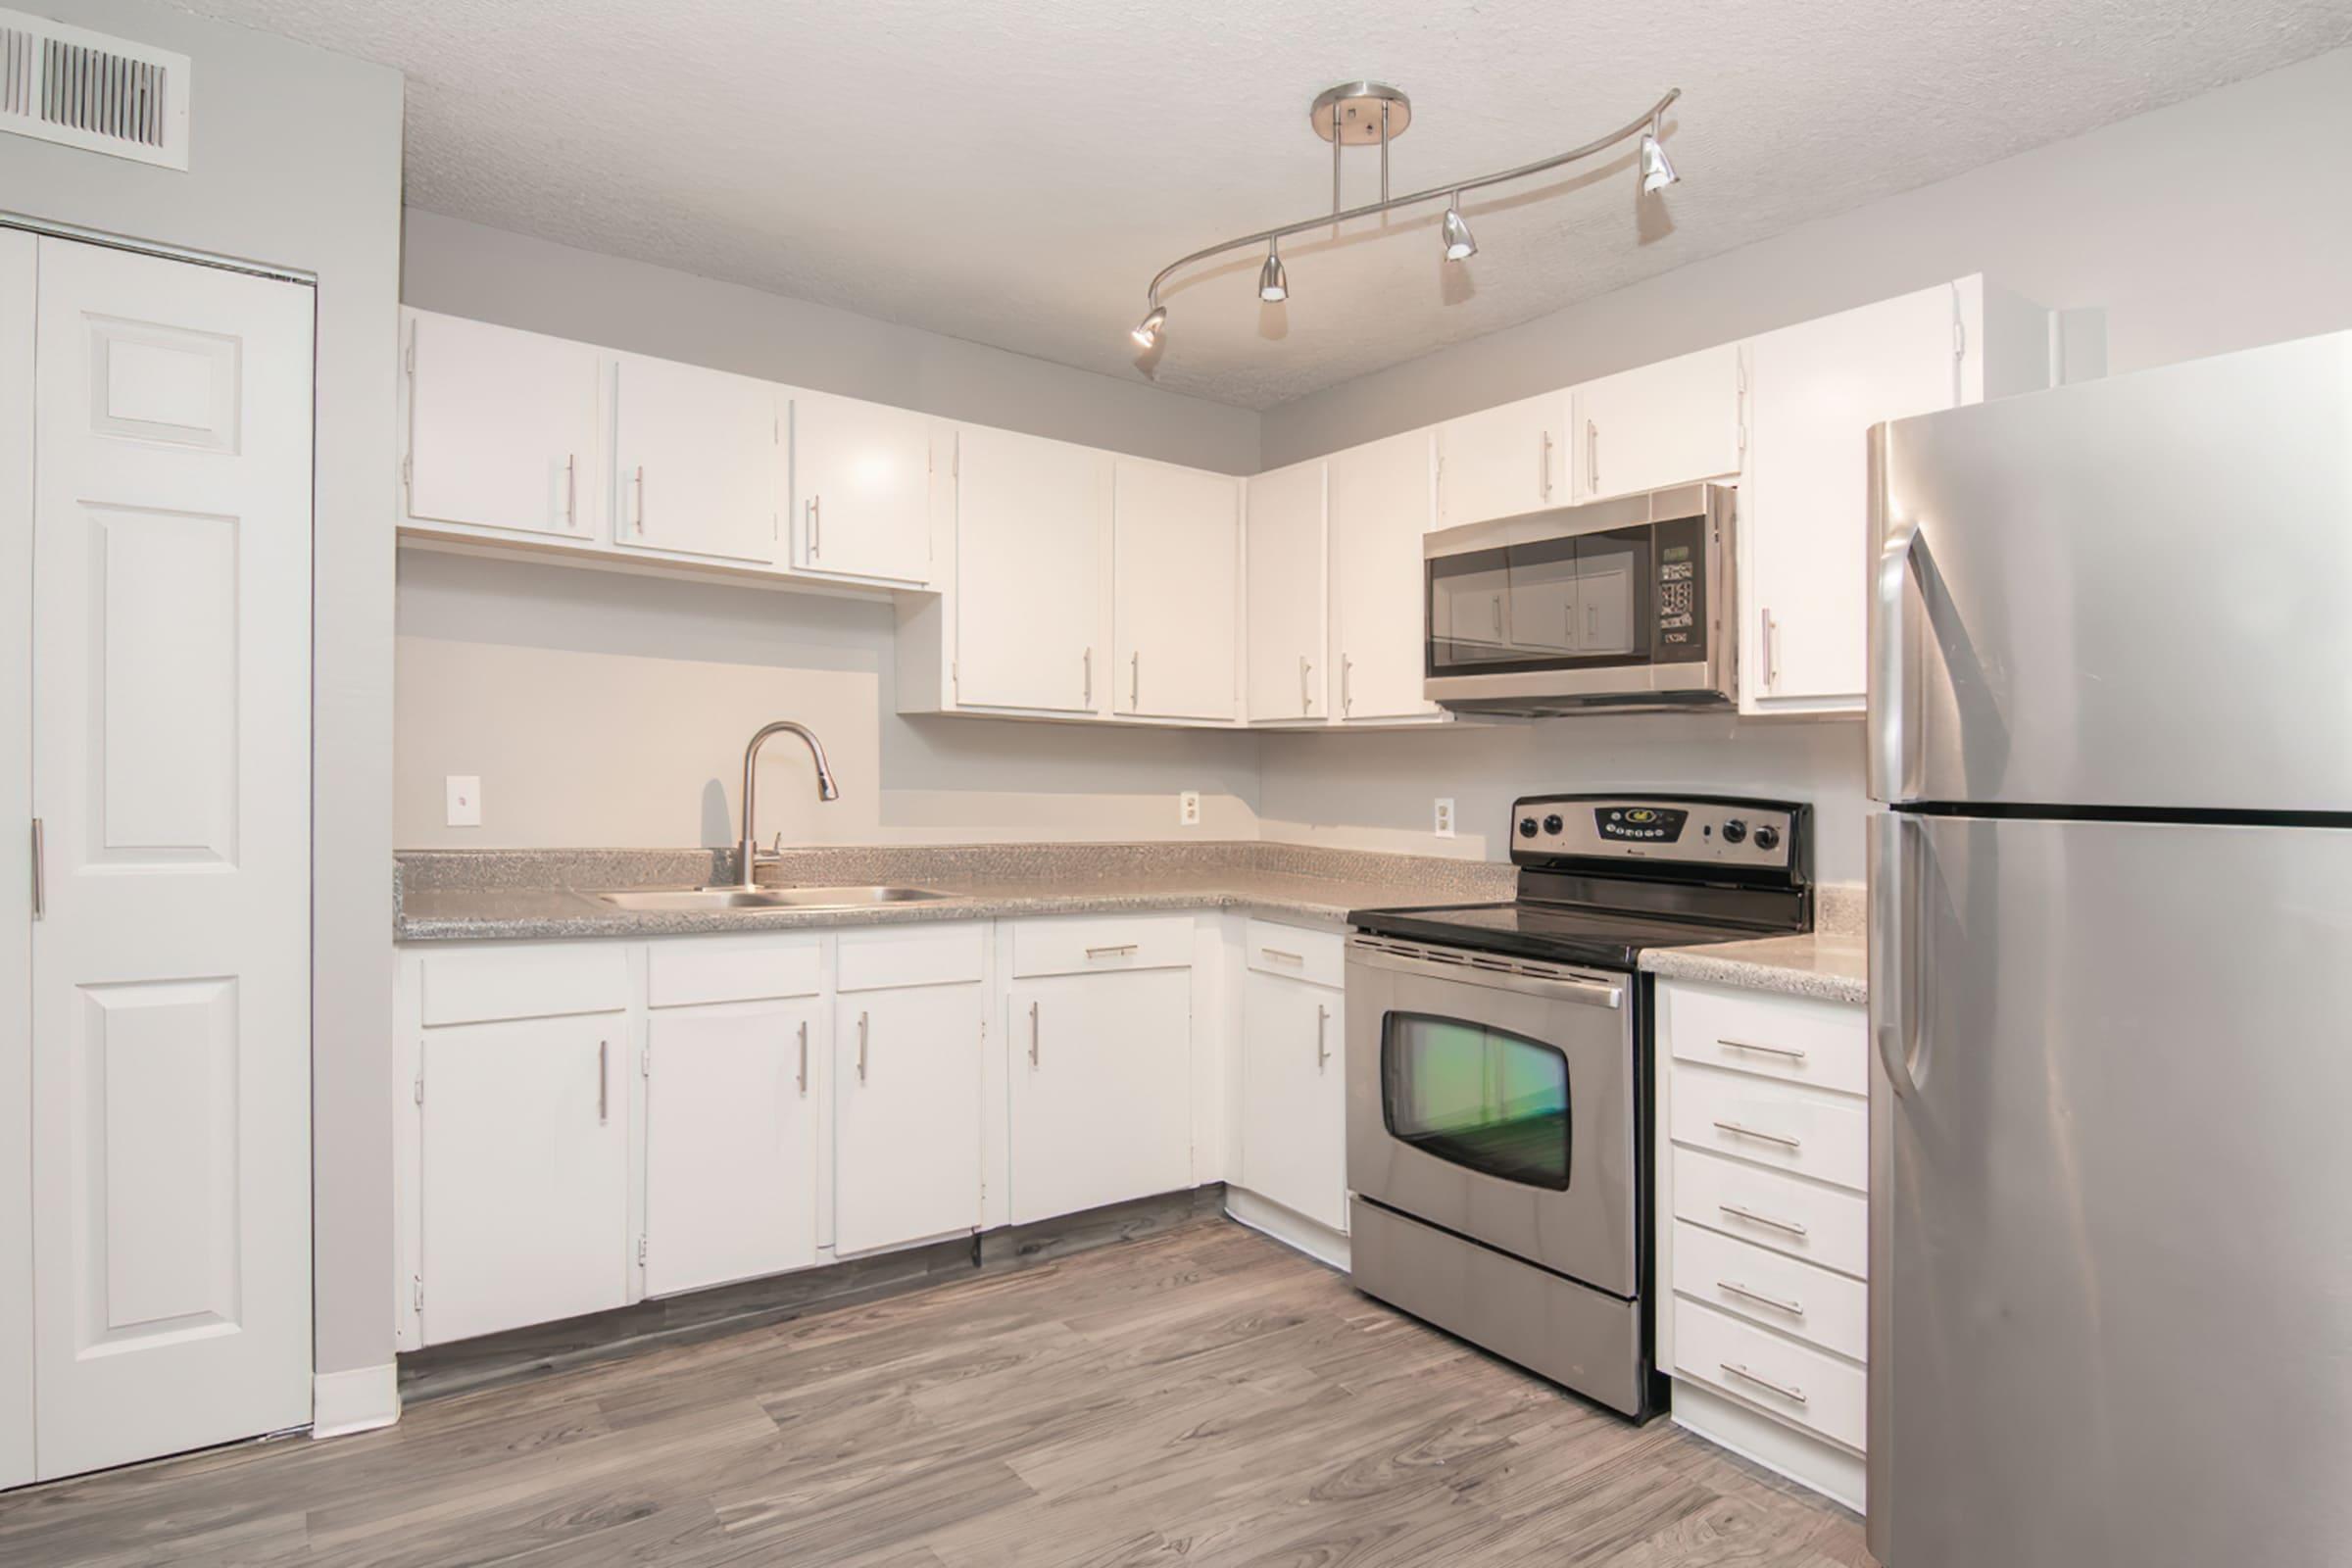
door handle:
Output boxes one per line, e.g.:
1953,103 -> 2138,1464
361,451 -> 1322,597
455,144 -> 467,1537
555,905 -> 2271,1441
1719,1201 -> 1807,1238
1082,648 -> 1093,707
1340,654 -> 1353,715
808,495 -> 821,559
1868,422 -> 1928,801
28,817 -> 42,919
564,454 -> 577,529
597,1040 -> 610,1124
1586,418 -> 1598,494
857,1010 -> 869,1084
1029,999 -> 1041,1066
1872,811 -> 1924,1099
1315,1004 -> 1331,1070
1760,609 -> 1781,691
1717,1279 -> 1805,1317
1540,429 -> 1553,500
1719,1037 -> 1806,1062
1131,651 -> 1140,710
796,1019 -> 809,1096
631,466 -> 646,534
1299,655 -> 1312,714
1720,1362 -> 1807,1405
1714,1118 -> 1801,1151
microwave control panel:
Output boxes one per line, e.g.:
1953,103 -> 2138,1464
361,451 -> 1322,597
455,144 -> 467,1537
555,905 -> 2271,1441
1653,513 -> 1708,659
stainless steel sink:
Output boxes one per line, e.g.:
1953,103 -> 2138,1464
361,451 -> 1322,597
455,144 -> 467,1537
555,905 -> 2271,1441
597,885 -> 951,912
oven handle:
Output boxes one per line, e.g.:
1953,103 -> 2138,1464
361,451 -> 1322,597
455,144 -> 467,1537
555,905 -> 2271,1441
1348,939 -> 1624,1009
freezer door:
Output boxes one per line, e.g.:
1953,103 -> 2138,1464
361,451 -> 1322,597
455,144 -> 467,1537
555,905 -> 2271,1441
1867,812 -> 2352,1567
1868,329 -> 2352,809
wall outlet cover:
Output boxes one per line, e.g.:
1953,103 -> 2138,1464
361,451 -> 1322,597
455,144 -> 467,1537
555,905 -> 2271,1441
446,775 -> 482,828
1435,797 -> 1455,837
1179,790 -> 1201,827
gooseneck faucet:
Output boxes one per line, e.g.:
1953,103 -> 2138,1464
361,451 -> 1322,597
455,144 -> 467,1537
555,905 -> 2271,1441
736,720 -> 839,889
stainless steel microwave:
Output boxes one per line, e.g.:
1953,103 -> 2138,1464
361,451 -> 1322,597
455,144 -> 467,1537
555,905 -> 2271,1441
1423,482 -> 1735,714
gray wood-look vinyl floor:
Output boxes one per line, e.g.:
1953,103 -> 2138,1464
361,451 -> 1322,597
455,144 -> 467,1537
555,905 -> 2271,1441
0,1219 -> 1874,1567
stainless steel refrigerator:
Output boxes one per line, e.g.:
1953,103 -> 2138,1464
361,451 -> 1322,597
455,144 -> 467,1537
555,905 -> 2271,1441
1865,329 -> 2352,1566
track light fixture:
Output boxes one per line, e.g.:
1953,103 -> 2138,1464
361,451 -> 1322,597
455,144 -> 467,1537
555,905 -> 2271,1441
1130,85 -> 1680,354
1257,239 -> 1290,303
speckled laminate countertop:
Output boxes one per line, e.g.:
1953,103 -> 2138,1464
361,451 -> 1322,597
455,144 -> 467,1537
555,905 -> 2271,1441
1639,884 -> 1868,1005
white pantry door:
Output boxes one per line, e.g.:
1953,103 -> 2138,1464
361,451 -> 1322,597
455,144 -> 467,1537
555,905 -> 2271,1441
28,237 -> 315,1481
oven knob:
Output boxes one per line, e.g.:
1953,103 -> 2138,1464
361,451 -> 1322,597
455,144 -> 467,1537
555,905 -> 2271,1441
1519,816 -> 1539,839
1721,819 -> 1747,846
1752,824 -> 1782,853
1543,813 -> 1564,835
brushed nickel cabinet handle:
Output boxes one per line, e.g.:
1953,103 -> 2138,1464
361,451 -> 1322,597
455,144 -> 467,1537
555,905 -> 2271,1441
1719,1202 -> 1808,1238
1085,943 -> 1139,959
1341,654 -> 1353,715
1720,1361 -> 1808,1405
28,817 -> 42,919
1130,651 -> 1140,709
1717,1279 -> 1805,1317
808,495 -> 821,558
1029,999 -> 1041,1066
1586,418 -> 1598,493
857,1010 -> 869,1084
564,453 -> 577,529
1083,648 -> 1093,707
597,1040 -> 610,1124
1259,948 -> 1304,965
1316,1004 -> 1331,1070
1719,1037 -> 1808,1062
1299,655 -> 1312,714
631,465 -> 646,534
1714,1118 -> 1802,1151
796,1019 -> 808,1095
1540,428 -> 1553,499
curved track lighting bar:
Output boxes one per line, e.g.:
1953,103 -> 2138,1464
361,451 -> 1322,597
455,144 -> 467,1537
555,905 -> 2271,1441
1134,88 -> 1681,343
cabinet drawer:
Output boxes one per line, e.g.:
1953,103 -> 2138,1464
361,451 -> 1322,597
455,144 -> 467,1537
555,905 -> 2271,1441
1010,914 -> 1194,978
1673,1221 -> 1866,1361
1674,1298 -> 1865,1451
1670,1062 -> 1867,1191
1243,919 -> 1344,989
1664,982 -> 1867,1096
418,944 -> 628,1026
647,934 -> 823,1007
836,922 -> 987,993
1672,1148 -> 1866,1278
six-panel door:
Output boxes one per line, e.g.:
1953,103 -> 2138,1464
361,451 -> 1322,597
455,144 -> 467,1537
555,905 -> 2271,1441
954,425 -> 1109,713
1005,970 -> 1193,1224
644,1000 -> 822,1297
404,309 -> 600,540
832,982 -> 987,1253
791,390 -> 934,583
1239,970 -> 1347,1231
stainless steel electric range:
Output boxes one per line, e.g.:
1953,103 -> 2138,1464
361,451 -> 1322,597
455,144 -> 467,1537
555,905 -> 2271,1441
1344,793 -> 1813,1418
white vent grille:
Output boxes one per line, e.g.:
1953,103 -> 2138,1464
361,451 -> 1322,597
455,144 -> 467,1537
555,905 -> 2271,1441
0,8 -> 188,170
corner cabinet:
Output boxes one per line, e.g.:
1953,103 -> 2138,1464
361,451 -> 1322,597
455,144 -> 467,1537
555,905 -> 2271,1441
1244,459 -> 1329,724
1112,459 -> 1241,722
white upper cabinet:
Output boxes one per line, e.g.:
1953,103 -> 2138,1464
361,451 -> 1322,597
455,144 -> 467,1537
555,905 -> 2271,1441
611,354 -> 780,565
1112,458 -> 1240,722
403,310 -> 600,541
1328,429 -> 1440,723
955,424 -> 1111,715
1572,342 -> 1744,503
790,390 -> 934,585
1245,460 -> 1329,724
1436,390 -> 1572,530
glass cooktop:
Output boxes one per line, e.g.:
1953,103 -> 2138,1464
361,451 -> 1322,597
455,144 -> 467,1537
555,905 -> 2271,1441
1346,900 -> 1782,971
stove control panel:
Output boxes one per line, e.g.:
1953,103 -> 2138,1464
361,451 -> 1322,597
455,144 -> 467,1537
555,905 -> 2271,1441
1509,794 -> 1807,876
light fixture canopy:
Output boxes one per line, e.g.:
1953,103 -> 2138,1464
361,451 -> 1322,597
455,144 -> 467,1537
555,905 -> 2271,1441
1441,195 -> 1477,262
1130,303 -> 1167,350
1258,240 -> 1289,302
1640,113 -> 1678,194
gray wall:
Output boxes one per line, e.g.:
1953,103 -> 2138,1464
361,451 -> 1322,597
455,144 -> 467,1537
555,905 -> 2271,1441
0,5 -> 405,1379
1256,46 -> 2352,884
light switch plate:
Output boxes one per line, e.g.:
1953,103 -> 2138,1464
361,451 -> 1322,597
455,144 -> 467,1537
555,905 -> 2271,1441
1435,797 -> 1455,837
446,775 -> 482,828
1178,790 -> 1201,827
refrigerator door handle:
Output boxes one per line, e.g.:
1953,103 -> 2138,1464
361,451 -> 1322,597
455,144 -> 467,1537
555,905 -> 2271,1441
1870,811 -> 1923,1099
1867,422 -> 1928,804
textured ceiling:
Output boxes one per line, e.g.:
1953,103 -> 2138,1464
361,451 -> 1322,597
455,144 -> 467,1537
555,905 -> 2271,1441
181,0 -> 2350,409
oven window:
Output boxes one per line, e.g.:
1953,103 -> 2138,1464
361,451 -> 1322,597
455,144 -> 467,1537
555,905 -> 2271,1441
1381,1011 -> 1571,1190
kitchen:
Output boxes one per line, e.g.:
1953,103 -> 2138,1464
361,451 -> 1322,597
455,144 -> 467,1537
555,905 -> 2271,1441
2,3 -> 2350,1563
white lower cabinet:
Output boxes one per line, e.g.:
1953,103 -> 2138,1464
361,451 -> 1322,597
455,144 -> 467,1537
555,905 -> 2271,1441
1006,967 -> 1193,1224
832,978 -> 988,1255
644,999 -> 821,1297
418,1014 -> 630,1345
1237,965 -> 1346,1232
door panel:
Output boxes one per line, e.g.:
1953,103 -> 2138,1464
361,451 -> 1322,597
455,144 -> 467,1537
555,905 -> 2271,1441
1328,430 -> 1437,721
955,426 -> 1106,713
405,310 -> 598,540
0,227 -> 27,1491
833,983 -> 984,1254
1573,344 -> 1741,502
1239,972 -> 1345,1231
1870,814 -> 2352,1566
1245,460 -> 1326,722
1112,459 -> 1238,721
612,355 -> 778,564
792,391 -> 931,583
646,1002 -> 819,1296
1007,971 -> 1192,1224
1437,391 -> 1568,529
29,237 -> 314,1479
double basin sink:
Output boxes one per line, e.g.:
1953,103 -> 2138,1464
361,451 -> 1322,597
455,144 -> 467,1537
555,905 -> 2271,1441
596,884 -> 951,913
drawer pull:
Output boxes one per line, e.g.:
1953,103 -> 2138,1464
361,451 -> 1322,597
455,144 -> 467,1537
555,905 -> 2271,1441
1719,1201 -> 1808,1239
1259,948 -> 1304,964
1084,943 -> 1140,959
1714,1118 -> 1801,1151
1717,1279 -> 1805,1317
1719,1036 -> 1807,1062
1721,1361 -> 1808,1405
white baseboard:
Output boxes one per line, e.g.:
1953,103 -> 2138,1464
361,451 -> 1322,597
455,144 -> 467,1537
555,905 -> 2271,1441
1224,1187 -> 1351,1272
1670,1377 -> 1864,1513
312,1362 -> 401,1440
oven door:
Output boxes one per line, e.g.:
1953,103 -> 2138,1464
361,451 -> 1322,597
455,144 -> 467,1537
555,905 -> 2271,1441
1346,938 -> 1638,1298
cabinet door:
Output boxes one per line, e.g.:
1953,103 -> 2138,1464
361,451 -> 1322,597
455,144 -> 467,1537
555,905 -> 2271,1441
405,310 -> 599,540
1742,286 -> 1959,712
955,425 -> 1108,713
1113,458 -> 1239,721
1572,342 -> 1742,502
1246,460 -> 1328,723
834,983 -> 985,1254
1328,429 -> 1438,722
1437,391 -> 1570,529
420,1016 -> 628,1345
1239,972 -> 1347,1232
644,1001 -> 820,1297
612,355 -> 780,564
1007,970 -> 1192,1224
792,390 -> 933,584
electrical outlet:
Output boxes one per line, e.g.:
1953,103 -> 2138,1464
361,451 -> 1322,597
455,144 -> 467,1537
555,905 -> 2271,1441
446,775 -> 481,828
1178,790 -> 1201,827
1434,797 -> 1456,838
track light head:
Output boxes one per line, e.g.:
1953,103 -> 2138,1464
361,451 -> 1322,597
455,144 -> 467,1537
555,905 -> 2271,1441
1441,197 -> 1477,262
1640,115 -> 1677,194
1130,304 -> 1167,349
1257,241 -> 1289,303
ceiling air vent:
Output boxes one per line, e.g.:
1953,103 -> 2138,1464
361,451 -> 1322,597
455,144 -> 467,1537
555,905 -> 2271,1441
0,7 -> 189,171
